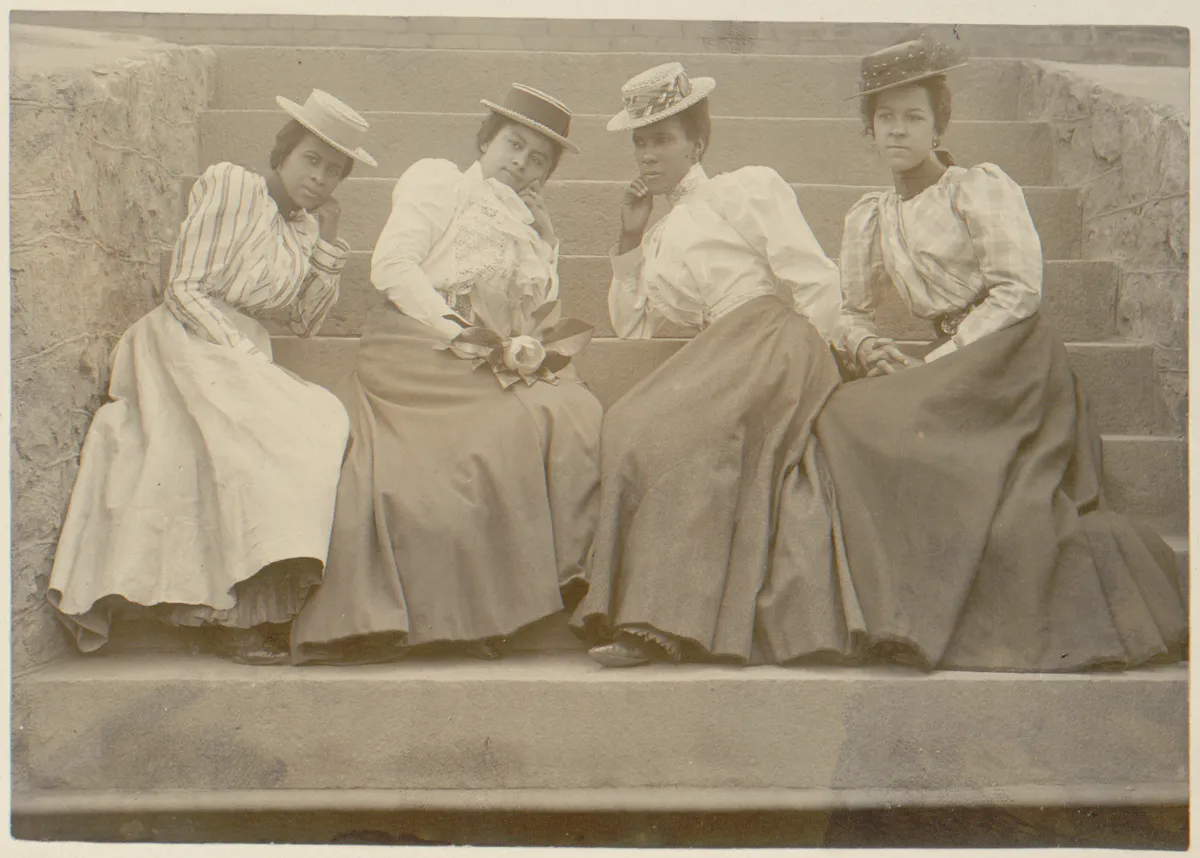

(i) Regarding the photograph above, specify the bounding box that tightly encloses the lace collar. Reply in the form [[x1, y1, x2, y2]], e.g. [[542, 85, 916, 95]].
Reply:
[[666, 162, 709, 207], [468, 160, 535, 226]]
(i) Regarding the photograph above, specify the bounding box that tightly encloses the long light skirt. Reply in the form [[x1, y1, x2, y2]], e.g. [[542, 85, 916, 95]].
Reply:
[[47, 304, 350, 652]]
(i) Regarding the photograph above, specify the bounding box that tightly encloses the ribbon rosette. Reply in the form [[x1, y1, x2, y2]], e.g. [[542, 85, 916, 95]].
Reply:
[[437, 300, 594, 389]]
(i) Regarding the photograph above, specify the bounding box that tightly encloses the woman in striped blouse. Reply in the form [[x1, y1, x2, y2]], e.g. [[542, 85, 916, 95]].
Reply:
[[796, 36, 1185, 671], [47, 90, 376, 664]]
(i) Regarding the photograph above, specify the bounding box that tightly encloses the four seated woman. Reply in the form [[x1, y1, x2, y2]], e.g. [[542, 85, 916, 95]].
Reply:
[[47, 48, 1186, 673]]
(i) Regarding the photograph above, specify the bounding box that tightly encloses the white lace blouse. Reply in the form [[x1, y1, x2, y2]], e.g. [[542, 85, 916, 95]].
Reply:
[[834, 162, 1044, 363], [371, 159, 560, 339], [608, 164, 842, 342]]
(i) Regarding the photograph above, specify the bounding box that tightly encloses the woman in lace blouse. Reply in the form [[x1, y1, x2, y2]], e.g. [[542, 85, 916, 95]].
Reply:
[[292, 85, 601, 664], [48, 90, 375, 664], [805, 36, 1185, 671], [570, 63, 845, 668]]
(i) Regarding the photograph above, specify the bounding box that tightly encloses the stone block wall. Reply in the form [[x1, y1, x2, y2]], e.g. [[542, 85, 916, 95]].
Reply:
[[1017, 61, 1189, 436], [9, 26, 216, 675], [6, 14, 1191, 65]]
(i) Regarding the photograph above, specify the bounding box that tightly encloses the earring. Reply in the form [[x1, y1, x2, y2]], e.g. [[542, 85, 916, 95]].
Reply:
[[932, 134, 942, 148]]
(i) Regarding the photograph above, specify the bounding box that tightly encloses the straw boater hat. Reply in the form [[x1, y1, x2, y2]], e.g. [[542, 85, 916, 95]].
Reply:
[[847, 34, 968, 100], [276, 89, 378, 167], [606, 62, 716, 132], [480, 84, 580, 154]]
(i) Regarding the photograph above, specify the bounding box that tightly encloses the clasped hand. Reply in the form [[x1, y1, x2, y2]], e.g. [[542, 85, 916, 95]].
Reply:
[[856, 336, 924, 377]]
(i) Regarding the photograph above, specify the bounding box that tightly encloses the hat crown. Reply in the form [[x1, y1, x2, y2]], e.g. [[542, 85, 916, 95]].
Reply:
[[619, 62, 695, 122], [488, 82, 574, 144], [858, 34, 966, 94], [307, 89, 369, 132], [276, 88, 376, 166]]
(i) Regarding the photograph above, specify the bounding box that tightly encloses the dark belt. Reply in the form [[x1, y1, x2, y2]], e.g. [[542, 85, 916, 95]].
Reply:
[[931, 294, 988, 340]]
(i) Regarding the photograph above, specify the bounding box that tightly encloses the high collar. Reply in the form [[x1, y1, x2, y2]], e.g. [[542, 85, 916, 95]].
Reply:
[[468, 160, 535, 225], [665, 162, 709, 206], [893, 150, 955, 201]]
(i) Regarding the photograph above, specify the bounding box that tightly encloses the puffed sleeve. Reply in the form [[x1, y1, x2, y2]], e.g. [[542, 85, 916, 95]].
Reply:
[[371, 158, 464, 339], [162, 163, 266, 357], [833, 191, 888, 362], [932, 163, 1043, 359], [709, 167, 842, 341], [289, 235, 351, 337], [608, 238, 665, 340]]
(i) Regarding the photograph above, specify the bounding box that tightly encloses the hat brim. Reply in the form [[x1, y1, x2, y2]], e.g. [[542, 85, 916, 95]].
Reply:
[[606, 77, 717, 132], [844, 63, 969, 100], [276, 96, 379, 167], [480, 100, 581, 154]]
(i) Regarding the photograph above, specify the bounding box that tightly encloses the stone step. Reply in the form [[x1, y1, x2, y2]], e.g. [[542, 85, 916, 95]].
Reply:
[[208, 253, 1115, 343], [209, 47, 1025, 121], [201, 111, 1053, 187], [178, 177, 1086, 261], [271, 335, 1168, 439], [12, 654, 1187, 809]]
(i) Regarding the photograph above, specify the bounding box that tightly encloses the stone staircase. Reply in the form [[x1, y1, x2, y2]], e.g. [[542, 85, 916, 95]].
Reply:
[[13, 40, 1188, 831]]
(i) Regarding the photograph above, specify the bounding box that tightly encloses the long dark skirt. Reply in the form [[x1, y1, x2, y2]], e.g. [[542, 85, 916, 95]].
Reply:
[[809, 313, 1185, 671], [291, 304, 602, 664], [569, 295, 846, 663]]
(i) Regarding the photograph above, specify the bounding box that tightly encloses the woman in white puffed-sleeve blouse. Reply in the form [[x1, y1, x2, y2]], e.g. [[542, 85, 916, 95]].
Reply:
[[570, 63, 846, 668], [48, 90, 376, 664], [292, 85, 602, 665]]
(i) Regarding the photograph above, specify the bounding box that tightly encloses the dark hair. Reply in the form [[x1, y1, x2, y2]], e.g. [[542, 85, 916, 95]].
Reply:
[[861, 75, 953, 139], [476, 114, 564, 178], [676, 98, 712, 160], [269, 119, 355, 179]]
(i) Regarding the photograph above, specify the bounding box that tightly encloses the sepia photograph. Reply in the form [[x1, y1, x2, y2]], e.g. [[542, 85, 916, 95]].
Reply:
[[6, 1, 1192, 850]]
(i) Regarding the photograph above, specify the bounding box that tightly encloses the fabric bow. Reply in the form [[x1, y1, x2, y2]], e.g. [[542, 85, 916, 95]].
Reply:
[[436, 299, 594, 389]]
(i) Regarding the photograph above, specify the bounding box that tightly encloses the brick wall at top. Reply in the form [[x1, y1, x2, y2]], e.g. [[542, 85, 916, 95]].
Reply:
[[8, 13, 1191, 66]]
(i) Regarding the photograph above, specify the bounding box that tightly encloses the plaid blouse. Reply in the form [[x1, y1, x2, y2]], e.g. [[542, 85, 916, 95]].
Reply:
[[833, 162, 1044, 362], [163, 162, 349, 358]]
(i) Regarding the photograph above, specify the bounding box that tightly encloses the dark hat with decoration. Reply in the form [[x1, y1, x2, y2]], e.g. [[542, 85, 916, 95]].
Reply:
[[847, 33, 967, 100]]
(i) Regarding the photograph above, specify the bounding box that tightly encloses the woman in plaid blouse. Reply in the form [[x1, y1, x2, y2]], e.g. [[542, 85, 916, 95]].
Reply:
[[47, 91, 375, 664], [803, 36, 1185, 671]]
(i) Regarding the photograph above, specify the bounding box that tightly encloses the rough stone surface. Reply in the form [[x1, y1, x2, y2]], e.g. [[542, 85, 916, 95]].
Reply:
[[1017, 60, 1189, 435], [9, 25, 216, 675]]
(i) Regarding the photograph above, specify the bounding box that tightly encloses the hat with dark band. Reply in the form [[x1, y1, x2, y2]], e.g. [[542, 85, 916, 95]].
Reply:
[[276, 89, 377, 167], [481, 84, 580, 154], [847, 34, 967, 100], [607, 62, 716, 132]]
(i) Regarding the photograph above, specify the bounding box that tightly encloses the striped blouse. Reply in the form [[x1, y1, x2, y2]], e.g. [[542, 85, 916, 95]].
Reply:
[[163, 161, 350, 358]]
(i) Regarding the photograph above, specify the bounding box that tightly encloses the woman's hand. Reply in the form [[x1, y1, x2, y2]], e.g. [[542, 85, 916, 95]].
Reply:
[[519, 182, 555, 245], [856, 336, 923, 377], [313, 196, 342, 243], [618, 177, 653, 253]]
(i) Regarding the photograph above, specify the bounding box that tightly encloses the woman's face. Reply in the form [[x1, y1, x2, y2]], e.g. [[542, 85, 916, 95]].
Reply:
[[631, 115, 702, 196], [275, 132, 349, 210], [479, 121, 557, 192], [872, 83, 938, 174]]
